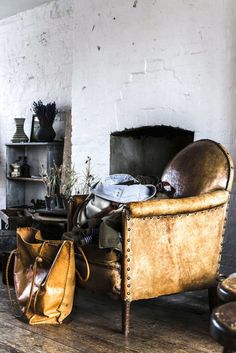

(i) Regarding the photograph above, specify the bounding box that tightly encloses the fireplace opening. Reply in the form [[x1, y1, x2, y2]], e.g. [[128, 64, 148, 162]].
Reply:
[[110, 125, 194, 178]]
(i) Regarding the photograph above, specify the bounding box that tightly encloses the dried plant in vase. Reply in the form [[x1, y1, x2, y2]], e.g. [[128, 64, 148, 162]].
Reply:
[[77, 156, 96, 195], [60, 164, 78, 206], [32, 100, 57, 142], [40, 163, 62, 210]]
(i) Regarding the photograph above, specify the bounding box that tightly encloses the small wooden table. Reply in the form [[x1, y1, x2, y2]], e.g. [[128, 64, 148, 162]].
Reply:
[[30, 209, 68, 239], [31, 209, 67, 224]]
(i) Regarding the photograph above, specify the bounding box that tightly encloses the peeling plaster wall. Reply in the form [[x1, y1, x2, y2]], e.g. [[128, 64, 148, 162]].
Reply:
[[0, 0, 73, 208], [72, 0, 236, 174], [72, 0, 236, 273]]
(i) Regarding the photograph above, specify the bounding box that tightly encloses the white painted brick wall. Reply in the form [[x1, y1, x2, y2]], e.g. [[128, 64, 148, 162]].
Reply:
[[0, 0, 73, 208], [72, 0, 236, 176], [71, 0, 236, 272]]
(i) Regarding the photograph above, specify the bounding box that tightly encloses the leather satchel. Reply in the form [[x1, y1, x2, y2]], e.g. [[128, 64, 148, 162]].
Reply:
[[6, 227, 76, 325]]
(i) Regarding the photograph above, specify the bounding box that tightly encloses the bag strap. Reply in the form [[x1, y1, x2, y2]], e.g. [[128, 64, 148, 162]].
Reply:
[[73, 196, 92, 228], [6, 245, 45, 318], [75, 244, 90, 282], [5, 249, 22, 317]]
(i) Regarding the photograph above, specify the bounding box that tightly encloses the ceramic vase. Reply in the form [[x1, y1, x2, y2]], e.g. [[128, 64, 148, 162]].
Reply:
[[36, 117, 56, 142], [45, 196, 57, 210], [11, 118, 29, 143]]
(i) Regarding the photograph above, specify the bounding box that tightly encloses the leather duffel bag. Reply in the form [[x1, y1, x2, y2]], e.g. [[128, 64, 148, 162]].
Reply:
[[6, 227, 76, 325]]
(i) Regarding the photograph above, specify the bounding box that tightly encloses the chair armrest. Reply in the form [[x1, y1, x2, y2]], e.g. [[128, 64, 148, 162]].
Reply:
[[127, 189, 229, 218]]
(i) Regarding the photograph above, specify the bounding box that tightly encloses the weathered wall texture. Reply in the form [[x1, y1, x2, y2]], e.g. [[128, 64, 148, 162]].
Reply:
[[71, 0, 236, 273], [72, 0, 236, 175], [0, 0, 73, 208]]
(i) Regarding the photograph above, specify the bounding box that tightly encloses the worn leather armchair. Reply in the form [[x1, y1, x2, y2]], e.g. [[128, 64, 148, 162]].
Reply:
[[68, 139, 234, 335]]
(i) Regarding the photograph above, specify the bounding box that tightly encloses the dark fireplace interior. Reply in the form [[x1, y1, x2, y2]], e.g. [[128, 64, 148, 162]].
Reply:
[[110, 125, 194, 178]]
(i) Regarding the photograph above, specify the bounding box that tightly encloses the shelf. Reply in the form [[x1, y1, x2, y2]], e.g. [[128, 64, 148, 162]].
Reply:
[[6, 141, 63, 146], [7, 177, 43, 182], [5, 142, 64, 208]]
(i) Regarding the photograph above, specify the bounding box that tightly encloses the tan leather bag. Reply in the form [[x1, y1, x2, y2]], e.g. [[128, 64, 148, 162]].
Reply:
[[6, 227, 76, 325]]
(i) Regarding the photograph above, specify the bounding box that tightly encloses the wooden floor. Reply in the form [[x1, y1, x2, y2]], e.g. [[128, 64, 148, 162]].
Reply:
[[0, 282, 221, 353]]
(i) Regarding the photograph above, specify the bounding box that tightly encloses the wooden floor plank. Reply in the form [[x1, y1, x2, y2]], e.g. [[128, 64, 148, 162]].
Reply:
[[0, 283, 221, 353]]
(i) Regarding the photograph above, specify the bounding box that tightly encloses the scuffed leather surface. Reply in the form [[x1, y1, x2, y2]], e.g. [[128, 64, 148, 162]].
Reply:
[[76, 255, 121, 298], [14, 227, 75, 324], [81, 244, 119, 263], [123, 205, 227, 301], [128, 190, 229, 218], [162, 140, 234, 197]]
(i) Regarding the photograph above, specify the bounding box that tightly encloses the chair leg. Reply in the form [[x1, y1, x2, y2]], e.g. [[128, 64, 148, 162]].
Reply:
[[208, 286, 219, 313], [223, 348, 233, 353], [122, 300, 131, 336]]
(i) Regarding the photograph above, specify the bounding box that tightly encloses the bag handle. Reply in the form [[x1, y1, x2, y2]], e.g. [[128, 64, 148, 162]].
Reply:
[[75, 244, 90, 282], [6, 245, 45, 318], [5, 249, 22, 317]]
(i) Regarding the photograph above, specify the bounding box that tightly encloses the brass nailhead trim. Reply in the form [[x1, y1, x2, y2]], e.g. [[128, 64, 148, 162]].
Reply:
[[142, 207, 220, 220], [126, 210, 131, 300], [217, 201, 229, 275]]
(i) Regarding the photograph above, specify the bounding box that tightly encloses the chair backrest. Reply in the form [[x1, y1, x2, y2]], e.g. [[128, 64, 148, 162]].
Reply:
[[161, 139, 234, 198]]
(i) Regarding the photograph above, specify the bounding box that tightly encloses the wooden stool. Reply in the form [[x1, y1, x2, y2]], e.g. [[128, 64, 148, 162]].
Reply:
[[210, 274, 236, 352], [211, 302, 236, 353], [218, 274, 236, 303]]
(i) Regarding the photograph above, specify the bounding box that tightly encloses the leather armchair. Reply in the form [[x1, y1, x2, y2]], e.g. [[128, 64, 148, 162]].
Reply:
[[68, 139, 234, 336]]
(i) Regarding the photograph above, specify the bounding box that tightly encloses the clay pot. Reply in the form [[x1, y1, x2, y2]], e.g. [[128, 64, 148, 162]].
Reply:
[[36, 117, 56, 142]]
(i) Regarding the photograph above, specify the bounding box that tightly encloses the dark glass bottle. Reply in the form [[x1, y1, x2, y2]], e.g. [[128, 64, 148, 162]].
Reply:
[[21, 156, 30, 178]]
